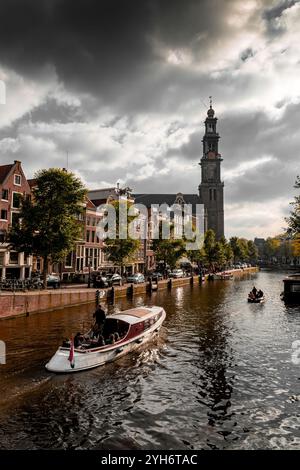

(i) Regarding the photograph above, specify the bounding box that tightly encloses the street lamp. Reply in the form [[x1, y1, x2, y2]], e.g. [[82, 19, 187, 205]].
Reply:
[[87, 256, 93, 288]]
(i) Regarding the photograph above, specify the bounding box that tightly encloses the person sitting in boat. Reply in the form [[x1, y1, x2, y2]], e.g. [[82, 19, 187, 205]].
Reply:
[[93, 334, 105, 346], [74, 332, 83, 348], [93, 304, 106, 331], [251, 286, 257, 297], [106, 333, 115, 345], [114, 332, 120, 342], [257, 289, 264, 298]]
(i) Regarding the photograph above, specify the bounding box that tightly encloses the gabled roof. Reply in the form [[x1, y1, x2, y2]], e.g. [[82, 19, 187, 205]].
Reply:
[[134, 193, 200, 208], [88, 188, 116, 200], [85, 196, 96, 209], [0, 164, 14, 184]]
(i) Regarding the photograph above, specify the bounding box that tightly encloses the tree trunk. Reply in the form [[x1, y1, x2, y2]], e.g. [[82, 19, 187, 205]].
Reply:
[[43, 256, 48, 289]]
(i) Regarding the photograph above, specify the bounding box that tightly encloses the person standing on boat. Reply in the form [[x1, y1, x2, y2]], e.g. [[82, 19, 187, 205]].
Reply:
[[251, 286, 257, 297], [93, 304, 106, 332]]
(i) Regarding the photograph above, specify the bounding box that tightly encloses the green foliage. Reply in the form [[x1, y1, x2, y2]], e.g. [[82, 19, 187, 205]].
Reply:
[[247, 240, 258, 261], [103, 200, 140, 273], [9, 168, 87, 284], [229, 236, 247, 263], [152, 238, 186, 270], [286, 175, 300, 236]]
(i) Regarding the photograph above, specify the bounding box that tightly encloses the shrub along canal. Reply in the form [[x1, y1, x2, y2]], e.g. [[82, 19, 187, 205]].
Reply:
[[0, 270, 299, 450]]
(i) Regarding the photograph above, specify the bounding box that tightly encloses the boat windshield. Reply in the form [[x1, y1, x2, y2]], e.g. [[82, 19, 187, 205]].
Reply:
[[63, 318, 130, 350]]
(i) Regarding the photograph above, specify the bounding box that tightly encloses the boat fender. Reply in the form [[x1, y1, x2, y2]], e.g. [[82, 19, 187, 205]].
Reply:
[[136, 338, 143, 344], [116, 347, 124, 354]]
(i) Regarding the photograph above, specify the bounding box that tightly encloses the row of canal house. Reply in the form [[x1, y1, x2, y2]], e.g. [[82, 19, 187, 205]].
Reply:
[[0, 161, 199, 281], [0, 161, 152, 280]]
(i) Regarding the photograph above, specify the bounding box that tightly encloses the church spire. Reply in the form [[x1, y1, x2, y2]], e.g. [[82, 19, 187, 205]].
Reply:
[[198, 101, 224, 239]]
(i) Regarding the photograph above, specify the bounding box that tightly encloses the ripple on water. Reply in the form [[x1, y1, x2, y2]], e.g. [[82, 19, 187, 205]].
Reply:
[[0, 271, 300, 449]]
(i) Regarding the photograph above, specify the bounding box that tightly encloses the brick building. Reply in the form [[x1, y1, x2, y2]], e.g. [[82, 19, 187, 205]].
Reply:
[[0, 161, 33, 279]]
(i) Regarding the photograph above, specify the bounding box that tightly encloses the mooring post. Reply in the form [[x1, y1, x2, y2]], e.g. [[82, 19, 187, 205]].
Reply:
[[95, 289, 100, 306]]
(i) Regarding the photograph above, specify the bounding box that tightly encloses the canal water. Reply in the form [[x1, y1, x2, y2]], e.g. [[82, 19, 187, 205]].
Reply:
[[0, 270, 299, 450]]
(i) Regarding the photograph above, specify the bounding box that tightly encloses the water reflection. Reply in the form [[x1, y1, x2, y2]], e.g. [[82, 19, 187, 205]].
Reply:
[[0, 271, 300, 449]]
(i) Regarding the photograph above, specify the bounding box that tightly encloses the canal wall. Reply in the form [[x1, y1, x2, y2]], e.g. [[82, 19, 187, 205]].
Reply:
[[0, 267, 258, 320]]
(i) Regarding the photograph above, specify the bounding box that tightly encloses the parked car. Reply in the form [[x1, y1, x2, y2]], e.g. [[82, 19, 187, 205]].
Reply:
[[127, 273, 145, 284], [47, 274, 61, 289], [170, 269, 184, 278], [106, 273, 123, 286], [149, 272, 163, 281], [93, 274, 109, 288]]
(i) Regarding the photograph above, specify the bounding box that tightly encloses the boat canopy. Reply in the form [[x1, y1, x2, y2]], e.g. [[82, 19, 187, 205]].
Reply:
[[109, 306, 162, 325]]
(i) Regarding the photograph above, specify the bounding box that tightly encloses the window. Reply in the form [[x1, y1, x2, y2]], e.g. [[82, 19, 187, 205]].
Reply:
[[14, 174, 21, 186], [1, 189, 8, 200], [91, 230, 95, 243], [12, 192, 22, 208], [0, 230, 7, 243], [0, 252, 4, 265], [0, 209, 7, 220], [11, 212, 21, 226], [65, 252, 73, 268], [214, 189, 217, 201], [291, 284, 300, 292], [9, 252, 19, 265], [86, 230, 90, 242]]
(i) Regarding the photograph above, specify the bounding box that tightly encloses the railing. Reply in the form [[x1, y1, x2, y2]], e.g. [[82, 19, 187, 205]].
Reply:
[[0, 278, 43, 292]]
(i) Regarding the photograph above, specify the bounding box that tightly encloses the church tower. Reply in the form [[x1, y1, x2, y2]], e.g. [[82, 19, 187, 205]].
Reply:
[[198, 99, 224, 239]]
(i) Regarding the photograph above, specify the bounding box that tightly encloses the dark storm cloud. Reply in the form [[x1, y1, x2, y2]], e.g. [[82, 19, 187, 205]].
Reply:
[[263, 0, 299, 36], [0, 0, 247, 108], [167, 101, 300, 205]]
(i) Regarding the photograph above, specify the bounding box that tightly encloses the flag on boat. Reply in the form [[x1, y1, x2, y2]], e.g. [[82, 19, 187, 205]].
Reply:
[[68, 337, 75, 369]]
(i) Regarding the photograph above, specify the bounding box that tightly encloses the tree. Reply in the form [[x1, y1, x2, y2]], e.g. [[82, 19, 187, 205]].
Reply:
[[265, 237, 281, 259], [286, 176, 300, 236], [152, 238, 186, 272], [247, 240, 258, 262], [238, 238, 249, 261], [213, 241, 226, 268], [291, 235, 300, 257], [186, 245, 206, 270], [9, 168, 87, 286], [151, 220, 186, 272], [229, 237, 241, 264], [220, 236, 234, 266], [103, 199, 140, 277], [203, 229, 216, 267]]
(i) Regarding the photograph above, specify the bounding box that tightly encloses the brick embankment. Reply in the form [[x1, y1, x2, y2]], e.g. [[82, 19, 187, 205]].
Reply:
[[0, 288, 99, 320], [0, 267, 258, 320]]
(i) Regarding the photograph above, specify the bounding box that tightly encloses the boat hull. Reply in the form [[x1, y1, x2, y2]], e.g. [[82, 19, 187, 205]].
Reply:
[[248, 297, 265, 303], [46, 307, 166, 373]]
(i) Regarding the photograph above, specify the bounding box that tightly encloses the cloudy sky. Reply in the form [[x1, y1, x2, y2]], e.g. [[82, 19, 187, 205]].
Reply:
[[0, 0, 299, 238]]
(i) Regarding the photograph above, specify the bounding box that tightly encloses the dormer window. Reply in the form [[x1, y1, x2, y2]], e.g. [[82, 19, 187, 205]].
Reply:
[[14, 174, 21, 186]]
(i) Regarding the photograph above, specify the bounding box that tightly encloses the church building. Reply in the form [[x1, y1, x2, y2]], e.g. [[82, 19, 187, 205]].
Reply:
[[134, 100, 225, 240], [199, 100, 224, 239]]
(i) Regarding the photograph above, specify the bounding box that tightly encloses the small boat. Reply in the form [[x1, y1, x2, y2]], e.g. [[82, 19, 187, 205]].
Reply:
[[213, 272, 233, 280], [248, 295, 265, 303], [281, 274, 300, 304], [46, 306, 166, 373]]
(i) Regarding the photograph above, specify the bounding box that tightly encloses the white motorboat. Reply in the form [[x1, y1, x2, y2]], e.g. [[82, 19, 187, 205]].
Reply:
[[213, 272, 234, 280], [45, 306, 166, 373]]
